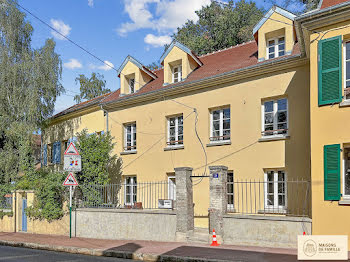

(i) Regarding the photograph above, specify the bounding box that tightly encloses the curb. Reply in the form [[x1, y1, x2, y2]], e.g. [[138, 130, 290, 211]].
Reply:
[[0, 240, 229, 262]]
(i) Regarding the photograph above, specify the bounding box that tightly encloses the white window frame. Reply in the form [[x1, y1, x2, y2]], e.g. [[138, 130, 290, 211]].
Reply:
[[266, 36, 285, 60], [124, 123, 136, 151], [342, 147, 350, 199], [167, 115, 183, 146], [168, 176, 176, 200], [227, 172, 234, 210], [129, 78, 135, 94], [210, 107, 230, 142], [261, 98, 288, 137], [172, 65, 182, 83], [264, 170, 287, 210], [124, 176, 137, 206], [343, 41, 350, 100]]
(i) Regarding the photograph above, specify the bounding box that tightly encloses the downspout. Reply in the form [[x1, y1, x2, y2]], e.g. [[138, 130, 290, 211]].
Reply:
[[100, 105, 108, 133]]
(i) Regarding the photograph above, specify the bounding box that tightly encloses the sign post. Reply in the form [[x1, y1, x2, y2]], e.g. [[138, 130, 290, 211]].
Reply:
[[63, 142, 81, 239]]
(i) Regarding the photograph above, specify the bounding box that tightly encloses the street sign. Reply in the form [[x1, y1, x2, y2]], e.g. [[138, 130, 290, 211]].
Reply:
[[64, 155, 82, 172], [63, 172, 78, 186], [64, 142, 79, 156]]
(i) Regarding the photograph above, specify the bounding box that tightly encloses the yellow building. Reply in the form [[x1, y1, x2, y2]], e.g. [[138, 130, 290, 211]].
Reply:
[[296, 0, 350, 249], [43, 5, 312, 229]]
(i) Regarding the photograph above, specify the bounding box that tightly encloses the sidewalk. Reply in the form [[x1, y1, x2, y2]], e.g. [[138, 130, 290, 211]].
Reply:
[[0, 232, 301, 262]]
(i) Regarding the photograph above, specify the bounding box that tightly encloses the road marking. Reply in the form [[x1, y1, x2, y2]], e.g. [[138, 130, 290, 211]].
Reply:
[[0, 254, 40, 260]]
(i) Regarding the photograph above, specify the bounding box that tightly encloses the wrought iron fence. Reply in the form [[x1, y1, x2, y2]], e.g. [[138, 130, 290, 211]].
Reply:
[[226, 179, 310, 217], [0, 194, 12, 210], [75, 181, 174, 210]]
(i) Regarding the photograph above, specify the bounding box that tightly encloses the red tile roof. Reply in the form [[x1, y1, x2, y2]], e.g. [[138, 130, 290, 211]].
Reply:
[[320, 0, 350, 9], [102, 41, 301, 104], [53, 92, 113, 119]]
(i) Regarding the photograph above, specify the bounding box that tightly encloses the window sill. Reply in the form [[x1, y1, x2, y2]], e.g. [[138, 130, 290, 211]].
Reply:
[[206, 140, 231, 147], [164, 145, 184, 151], [259, 135, 290, 142], [120, 150, 137, 155], [339, 199, 350, 205], [258, 208, 287, 214], [339, 100, 350, 107]]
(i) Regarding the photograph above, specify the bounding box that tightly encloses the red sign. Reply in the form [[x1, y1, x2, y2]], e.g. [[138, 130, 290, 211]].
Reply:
[[64, 142, 79, 156], [63, 173, 79, 186]]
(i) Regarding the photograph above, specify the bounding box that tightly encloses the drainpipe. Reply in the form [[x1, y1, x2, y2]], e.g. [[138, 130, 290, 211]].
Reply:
[[14, 189, 16, 233], [100, 105, 108, 133]]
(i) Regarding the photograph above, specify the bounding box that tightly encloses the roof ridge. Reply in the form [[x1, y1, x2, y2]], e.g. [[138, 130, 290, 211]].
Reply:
[[198, 41, 255, 58]]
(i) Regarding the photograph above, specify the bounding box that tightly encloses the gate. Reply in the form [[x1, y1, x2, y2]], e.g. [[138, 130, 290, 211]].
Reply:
[[22, 199, 27, 232]]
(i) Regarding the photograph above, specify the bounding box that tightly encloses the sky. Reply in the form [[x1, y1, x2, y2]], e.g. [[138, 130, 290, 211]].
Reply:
[[18, 0, 304, 114]]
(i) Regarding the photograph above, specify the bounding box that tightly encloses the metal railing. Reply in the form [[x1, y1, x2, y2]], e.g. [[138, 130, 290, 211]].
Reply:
[[75, 181, 173, 210], [0, 194, 12, 210], [226, 179, 310, 217]]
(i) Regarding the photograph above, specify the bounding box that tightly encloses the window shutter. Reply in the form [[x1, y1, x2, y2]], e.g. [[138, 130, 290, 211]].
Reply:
[[324, 144, 341, 201], [43, 144, 47, 166], [318, 36, 342, 106], [56, 142, 61, 164], [52, 143, 57, 164]]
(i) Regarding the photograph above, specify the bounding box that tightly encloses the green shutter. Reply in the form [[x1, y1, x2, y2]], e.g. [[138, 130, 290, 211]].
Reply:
[[324, 144, 341, 201], [318, 36, 342, 106]]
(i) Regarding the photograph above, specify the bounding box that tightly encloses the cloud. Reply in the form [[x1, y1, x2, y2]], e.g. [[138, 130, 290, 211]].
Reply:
[[64, 59, 82, 69], [88, 0, 94, 7], [117, 0, 211, 36], [90, 60, 114, 71], [144, 34, 172, 47], [50, 19, 71, 40]]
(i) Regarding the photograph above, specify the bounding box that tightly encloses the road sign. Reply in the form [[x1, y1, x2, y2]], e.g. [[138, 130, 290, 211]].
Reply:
[[63, 172, 78, 186], [64, 142, 79, 156], [64, 155, 81, 172]]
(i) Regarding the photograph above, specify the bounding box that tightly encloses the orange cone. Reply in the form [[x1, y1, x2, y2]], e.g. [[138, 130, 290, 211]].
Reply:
[[210, 229, 220, 246]]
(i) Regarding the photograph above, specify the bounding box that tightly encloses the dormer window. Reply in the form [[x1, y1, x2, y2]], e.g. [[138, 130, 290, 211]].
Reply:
[[172, 65, 182, 83], [129, 78, 135, 94], [267, 37, 285, 59]]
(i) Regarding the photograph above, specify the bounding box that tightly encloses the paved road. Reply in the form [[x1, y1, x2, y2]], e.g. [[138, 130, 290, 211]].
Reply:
[[0, 245, 134, 262]]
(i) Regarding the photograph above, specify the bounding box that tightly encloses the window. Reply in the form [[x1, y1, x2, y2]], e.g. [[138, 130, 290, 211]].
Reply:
[[129, 78, 135, 94], [262, 98, 288, 137], [51, 141, 61, 164], [227, 172, 234, 210], [168, 176, 176, 200], [267, 37, 285, 59], [125, 176, 137, 205], [344, 41, 350, 100], [343, 148, 350, 199], [124, 123, 136, 151], [172, 65, 182, 83], [167, 115, 183, 146], [264, 170, 286, 210], [210, 108, 230, 142]]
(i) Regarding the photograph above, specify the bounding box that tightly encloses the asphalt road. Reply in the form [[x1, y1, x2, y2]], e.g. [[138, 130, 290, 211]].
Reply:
[[0, 245, 134, 262]]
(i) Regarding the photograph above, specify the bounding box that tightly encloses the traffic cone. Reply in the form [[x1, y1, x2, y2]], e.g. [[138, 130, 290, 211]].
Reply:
[[210, 229, 220, 246]]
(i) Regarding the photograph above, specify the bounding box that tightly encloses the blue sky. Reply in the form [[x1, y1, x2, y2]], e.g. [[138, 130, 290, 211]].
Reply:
[[19, 0, 304, 114]]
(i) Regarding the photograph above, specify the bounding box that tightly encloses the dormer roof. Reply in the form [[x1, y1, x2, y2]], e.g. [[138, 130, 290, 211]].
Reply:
[[253, 6, 296, 36], [160, 40, 203, 66], [117, 55, 157, 79]]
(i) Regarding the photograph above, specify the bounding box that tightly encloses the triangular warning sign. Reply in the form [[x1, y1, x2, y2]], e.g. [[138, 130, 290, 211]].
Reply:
[[64, 142, 79, 156], [63, 173, 79, 186]]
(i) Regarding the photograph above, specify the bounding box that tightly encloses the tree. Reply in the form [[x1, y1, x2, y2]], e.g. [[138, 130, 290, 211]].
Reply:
[[0, 0, 63, 187], [147, 62, 161, 71], [172, 0, 264, 56], [74, 73, 110, 104], [266, 0, 320, 12]]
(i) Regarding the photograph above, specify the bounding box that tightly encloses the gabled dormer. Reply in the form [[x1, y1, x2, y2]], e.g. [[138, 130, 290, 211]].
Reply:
[[253, 6, 296, 62], [160, 41, 203, 85], [117, 55, 157, 95]]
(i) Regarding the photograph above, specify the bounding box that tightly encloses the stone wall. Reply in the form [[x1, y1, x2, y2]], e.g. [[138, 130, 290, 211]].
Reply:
[[0, 214, 14, 232], [223, 214, 312, 248], [73, 208, 176, 242]]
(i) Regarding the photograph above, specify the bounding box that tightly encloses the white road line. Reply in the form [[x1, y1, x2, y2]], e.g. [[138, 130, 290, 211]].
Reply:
[[0, 254, 40, 260]]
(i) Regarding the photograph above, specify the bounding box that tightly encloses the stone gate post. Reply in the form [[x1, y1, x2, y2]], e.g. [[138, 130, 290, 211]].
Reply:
[[209, 165, 228, 242], [174, 167, 194, 242]]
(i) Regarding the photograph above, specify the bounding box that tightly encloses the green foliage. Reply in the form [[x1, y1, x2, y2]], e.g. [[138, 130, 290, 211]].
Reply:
[[0, 210, 13, 219], [266, 0, 320, 12], [74, 73, 110, 104], [172, 0, 264, 56], [147, 62, 161, 71], [18, 169, 66, 221], [0, 0, 63, 184], [76, 129, 122, 185]]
